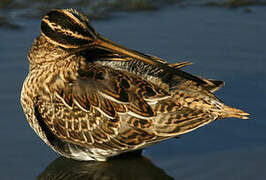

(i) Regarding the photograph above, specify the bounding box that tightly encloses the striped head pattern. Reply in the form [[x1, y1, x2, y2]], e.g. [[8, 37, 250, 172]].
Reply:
[[41, 9, 98, 49]]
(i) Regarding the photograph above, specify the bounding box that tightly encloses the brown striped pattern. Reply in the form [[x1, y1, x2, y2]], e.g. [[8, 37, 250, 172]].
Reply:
[[41, 9, 97, 48]]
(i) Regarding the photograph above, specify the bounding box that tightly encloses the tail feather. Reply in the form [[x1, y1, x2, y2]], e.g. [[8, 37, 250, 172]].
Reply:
[[204, 79, 225, 92], [169, 61, 193, 69], [222, 106, 250, 119]]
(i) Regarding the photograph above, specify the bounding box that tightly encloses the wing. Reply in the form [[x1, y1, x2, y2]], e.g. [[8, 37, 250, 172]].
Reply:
[[36, 63, 171, 151], [136, 54, 225, 92], [85, 48, 224, 93], [36, 50, 223, 152], [145, 55, 225, 92]]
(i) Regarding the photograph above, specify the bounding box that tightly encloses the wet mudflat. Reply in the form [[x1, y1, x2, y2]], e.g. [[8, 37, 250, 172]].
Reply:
[[0, 3, 265, 180]]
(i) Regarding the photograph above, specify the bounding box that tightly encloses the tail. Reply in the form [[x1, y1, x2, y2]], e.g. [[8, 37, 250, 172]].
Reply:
[[221, 106, 250, 119]]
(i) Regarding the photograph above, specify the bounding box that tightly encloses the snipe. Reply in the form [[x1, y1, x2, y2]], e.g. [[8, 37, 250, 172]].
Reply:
[[21, 9, 249, 161]]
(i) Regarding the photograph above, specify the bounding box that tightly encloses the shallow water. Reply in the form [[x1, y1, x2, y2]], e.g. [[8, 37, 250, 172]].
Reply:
[[0, 4, 266, 180]]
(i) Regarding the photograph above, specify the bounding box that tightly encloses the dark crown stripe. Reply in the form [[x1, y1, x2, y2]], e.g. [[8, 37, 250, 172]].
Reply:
[[41, 20, 92, 48], [69, 9, 96, 35], [43, 9, 96, 41]]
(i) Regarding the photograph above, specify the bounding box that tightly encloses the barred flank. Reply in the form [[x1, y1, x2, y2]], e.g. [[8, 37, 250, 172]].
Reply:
[[41, 9, 97, 48]]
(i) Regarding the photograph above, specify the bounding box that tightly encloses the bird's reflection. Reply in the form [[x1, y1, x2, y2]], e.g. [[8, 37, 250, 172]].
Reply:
[[37, 153, 174, 180]]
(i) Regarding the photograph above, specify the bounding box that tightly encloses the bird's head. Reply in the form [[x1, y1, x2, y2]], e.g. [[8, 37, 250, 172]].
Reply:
[[39, 8, 169, 68], [41, 9, 98, 49], [28, 9, 97, 67]]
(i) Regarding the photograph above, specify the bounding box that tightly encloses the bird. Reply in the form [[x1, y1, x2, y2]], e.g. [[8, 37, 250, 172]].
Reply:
[[21, 8, 249, 161]]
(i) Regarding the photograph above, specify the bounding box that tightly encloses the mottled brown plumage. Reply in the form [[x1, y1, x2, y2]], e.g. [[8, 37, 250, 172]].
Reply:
[[21, 9, 249, 161]]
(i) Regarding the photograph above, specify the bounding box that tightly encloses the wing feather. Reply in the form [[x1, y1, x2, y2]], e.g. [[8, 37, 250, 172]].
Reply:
[[35, 50, 223, 153], [65, 64, 169, 119], [36, 63, 170, 150]]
